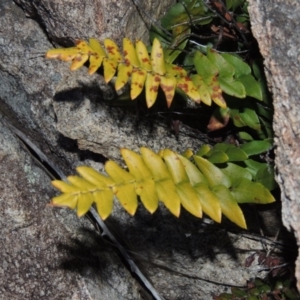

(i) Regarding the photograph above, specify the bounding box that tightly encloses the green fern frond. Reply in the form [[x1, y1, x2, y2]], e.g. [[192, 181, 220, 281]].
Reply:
[[50, 146, 275, 229]]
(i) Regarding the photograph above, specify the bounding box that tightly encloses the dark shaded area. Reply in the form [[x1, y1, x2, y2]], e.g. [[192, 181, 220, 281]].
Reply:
[[55, 204, 298, 300], [54, 80, 109, 106], [53, 83, 217, 148], [57, 208, 240, 279], [57, 134, 108, 164], [56, 228, 112, 278], [55, 226, 156, 299], [14, 0, 76, 48], [106, 207, 240, 261]]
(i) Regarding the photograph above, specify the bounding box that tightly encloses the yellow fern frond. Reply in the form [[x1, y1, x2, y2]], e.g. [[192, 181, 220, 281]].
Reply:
[[46, 38, 205, 108], [50, 147, 276, 229]]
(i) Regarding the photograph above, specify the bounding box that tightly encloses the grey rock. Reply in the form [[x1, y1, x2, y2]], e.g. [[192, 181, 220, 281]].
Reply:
[[52, 70, 206, 162], [248, 0, 300, 290], [0, 122, 141, 300], [13, 0, 175, 45]]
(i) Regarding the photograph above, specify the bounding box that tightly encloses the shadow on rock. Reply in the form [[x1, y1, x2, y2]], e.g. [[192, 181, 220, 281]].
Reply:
[[56, 228, 114, 278]]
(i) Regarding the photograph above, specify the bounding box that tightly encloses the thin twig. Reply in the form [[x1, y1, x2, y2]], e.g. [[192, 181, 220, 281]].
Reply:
[[169, 16, 214, 29], [130, 0, 172, 38], [126, 253, 248, 288], [202, 1, 249, 45], [1, 116, 67, 181], [189, 40, 250, 54], [89, 208, 165, 300]]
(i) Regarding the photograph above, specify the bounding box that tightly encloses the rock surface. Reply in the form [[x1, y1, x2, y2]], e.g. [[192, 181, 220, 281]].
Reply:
[[0, 0, 292, 299], [248, 0, 300, 290], [0, 122, 141, 300], [13, 0, 173, 45]]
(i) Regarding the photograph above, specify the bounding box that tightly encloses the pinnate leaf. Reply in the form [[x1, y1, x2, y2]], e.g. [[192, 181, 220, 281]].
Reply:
[[162, 149, 189, 183], [206, 150, 229, 164], [115, 63, 132, 91], [76, 166, 114, 186], [206, 75, 227, 108], [193, 183, 221, 223], [221, 53, 251, 77], [221, 162, 252, 185], [46, 37, 264, 111], [213, 143, 248, 161], [231, 178, 275, 204], [191, 74, 212, 106], [194, 155, 231, 188], [123, 38, 139, 67], [218, 76, 246, 98], [177, 76, 201, 103], [120, 148, 152, 180], [178, 154, 208, 186], [70, 54, 89, 71], [194, 51, 218, 78], [135, 40, 152, 71], [77, 193, 94, 217], [50, 146, 275, 228], [52, 180, 80, 193], [212, 185, 247, 229], [88, 38, 106, 74], [130, 68, 147, 99], [160, 75, 177, 108], [151, 38, 166, 75], [145, 73, 160, 108], [240, 140, 273, 156], [237, 74, 263, 100], [136, 178, 159, 214], [207, 48, 234, 78], [120, 149, 158, 213], [176, 182, 202, 218], [114, 184, 138, 216], [254, 164, 278, 191], [51, 193, 78, 210], [196, 144, 212, 157], [207, 107, 230, 131], [46, 47, 78, 61]]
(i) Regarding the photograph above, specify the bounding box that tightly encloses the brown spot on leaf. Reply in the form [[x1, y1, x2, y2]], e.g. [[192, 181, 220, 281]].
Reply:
[[106, 46, 115, 54], [177, 83, 188, 92], [161, 84, 173, 92], [150, 86, 158, 92]]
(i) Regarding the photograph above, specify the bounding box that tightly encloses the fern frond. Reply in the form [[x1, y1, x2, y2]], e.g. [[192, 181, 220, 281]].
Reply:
[[46, 37, 261, 109], [50, 146, 275, 229]]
